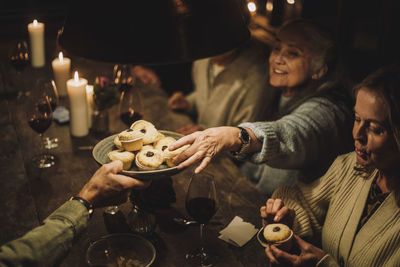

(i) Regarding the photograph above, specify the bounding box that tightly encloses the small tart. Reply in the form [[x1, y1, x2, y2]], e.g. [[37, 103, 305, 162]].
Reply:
[[163, 144, 190, 159], [135, 148, 164, 171], [113, 135, 123, 149], [139, 144, 154, 152], [107, 150, 135, 170], [130, 120, 159, 145], [118, 129, 144, 151], [155, 131, 166, 142], [263, 223, 292, 244], [154, 136, 176, 152], [118, 128, 144, 141]]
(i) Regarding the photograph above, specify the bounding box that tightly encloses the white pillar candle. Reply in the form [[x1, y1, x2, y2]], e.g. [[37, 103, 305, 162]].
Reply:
[[27, 19, 45, 68], [67, 71, 89, 137], [86, 85, 94, 128], [51, 52, 71, 97]]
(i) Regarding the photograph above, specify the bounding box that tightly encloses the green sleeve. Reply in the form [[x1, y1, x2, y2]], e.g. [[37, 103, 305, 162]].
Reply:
[[0, 200, 89, 267]]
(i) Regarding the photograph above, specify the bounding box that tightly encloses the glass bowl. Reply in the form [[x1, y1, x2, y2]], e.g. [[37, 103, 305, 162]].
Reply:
[[86, 233, 156, 267]]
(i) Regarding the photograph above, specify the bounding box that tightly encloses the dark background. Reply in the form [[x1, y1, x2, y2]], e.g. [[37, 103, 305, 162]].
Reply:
[[1, 0, 399, 93]]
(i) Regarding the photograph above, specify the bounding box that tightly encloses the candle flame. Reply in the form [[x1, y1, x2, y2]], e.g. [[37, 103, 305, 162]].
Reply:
[[247, 2, 257, 13], [266, 1, 273, 12], [58, 52, 64, 62], [287, 0, 295, 4], [74, 71, 79, 82], [33, 19, 38, 26]]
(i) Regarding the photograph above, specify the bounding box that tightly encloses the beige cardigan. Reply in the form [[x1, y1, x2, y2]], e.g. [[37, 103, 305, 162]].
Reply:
[[272, 152, 400, 267]]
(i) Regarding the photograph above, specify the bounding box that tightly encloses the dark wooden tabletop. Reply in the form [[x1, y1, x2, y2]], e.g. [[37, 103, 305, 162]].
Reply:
[[0, 32, 269, 267]]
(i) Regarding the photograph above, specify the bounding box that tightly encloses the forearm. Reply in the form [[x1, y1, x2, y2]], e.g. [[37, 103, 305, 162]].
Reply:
[[240, 97, 350, 168], [0, 201, 88, 266]]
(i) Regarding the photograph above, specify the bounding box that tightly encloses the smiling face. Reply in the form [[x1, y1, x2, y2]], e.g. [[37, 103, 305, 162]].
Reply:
[[353, 88, 400, 170], [268, 27, 315, 88]]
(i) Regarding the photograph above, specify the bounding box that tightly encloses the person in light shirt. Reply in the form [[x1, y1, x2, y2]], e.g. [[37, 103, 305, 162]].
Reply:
[[261, 64, 400, 267]]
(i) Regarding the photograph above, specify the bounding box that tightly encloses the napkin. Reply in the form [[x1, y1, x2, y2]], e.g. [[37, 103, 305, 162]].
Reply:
[[53, 106, 70, 124], [218, 216, 258, 247]]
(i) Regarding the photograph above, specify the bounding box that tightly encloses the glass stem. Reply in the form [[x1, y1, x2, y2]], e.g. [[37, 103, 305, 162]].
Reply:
[[199, 223, 206, 255]]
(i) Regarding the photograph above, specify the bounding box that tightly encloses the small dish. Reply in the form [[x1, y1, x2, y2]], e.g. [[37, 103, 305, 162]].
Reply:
[[256, 226, 293, 251], [86, 233, 156, 267], [92, 130, 184, 180]]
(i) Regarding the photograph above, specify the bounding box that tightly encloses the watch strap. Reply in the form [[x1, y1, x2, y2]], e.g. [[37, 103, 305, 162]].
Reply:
[[232, 126, 250, 157], [70, 196, 94, 217]]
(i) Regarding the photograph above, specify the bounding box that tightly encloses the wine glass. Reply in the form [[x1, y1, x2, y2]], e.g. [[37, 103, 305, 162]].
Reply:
[[26, 88, 56, 168], [117, 68, 144, 127], [185, 172, 218, 266], [36, 79, 60, 149], [8, 40, 30, 73]]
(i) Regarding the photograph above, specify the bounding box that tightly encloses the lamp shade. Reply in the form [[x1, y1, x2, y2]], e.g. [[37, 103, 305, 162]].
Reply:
[[59, 0, 250, 64]]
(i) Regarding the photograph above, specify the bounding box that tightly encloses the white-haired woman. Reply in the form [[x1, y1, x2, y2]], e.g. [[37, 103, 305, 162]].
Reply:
[[170, 19, 354, 195]]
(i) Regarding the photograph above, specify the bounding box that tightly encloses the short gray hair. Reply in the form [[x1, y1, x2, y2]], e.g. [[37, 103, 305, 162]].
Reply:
[[279, 19, 336, 73]]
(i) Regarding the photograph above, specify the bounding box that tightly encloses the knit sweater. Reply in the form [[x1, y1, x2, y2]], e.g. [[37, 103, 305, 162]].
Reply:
[[272, 152, 400, 267], [239, 82, 353, 195], [185, 40, 270, 128]]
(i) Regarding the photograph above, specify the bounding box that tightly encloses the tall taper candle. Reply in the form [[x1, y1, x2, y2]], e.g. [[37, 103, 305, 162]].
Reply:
[[52, 52, 71, 97], [67, 71, 89, 137], [27, 19, 45, 68], [86, 85, 94, 128]]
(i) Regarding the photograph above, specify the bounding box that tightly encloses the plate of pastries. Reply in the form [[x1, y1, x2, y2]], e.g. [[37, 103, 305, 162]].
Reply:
[[92, 120, 189, 179]]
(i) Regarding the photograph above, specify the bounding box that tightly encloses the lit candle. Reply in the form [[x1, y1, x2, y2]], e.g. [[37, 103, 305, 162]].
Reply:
[[27, 19, 45, 68], [247, 1, 257, 15], [67, 71, 89, 137], [51, 52, 71, 97], [86, 85, 94, 128]]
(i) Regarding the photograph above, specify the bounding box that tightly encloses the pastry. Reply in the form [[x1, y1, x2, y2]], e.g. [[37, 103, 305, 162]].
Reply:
[[154, 136, 178, 167], [163, 144, 190, 159], [113, 135, 123, 149], [263, 223, 293, 251], [118, 128, 144, 151], [140, 144, 154, 151], [154, 136, 176, 152], [107, 150, 135, 170], [135, 148, 164, 170], [130, 120, 159, 145]]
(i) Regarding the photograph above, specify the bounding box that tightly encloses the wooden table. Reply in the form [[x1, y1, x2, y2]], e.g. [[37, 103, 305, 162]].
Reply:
[[0, 35, 269, 266]]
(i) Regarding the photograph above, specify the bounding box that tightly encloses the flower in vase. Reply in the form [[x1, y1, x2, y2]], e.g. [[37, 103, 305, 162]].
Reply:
[[93, 76, 120, 111]]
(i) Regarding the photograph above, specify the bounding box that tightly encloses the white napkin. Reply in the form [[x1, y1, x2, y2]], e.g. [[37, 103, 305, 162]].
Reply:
[[218, 216, 259, 247]]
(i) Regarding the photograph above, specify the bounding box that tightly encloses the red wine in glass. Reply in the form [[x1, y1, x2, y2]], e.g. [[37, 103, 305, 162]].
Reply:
[[120, 110, 143, 126], [28, 115, 52, 134], [185, 172, 218, 266], [37, 98, 57, 114], [186, 197, 217, 225], [26, 94, 56, 168]]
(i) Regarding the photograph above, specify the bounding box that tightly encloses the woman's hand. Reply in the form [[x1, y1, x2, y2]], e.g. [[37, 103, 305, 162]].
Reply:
[[168, 92, 189, 111], [170, 126, 240, 173], [265, 235, 326, 266], [260, 198, 295, 228], [176, 124, 204, 135], [78, 160, 151, 208]]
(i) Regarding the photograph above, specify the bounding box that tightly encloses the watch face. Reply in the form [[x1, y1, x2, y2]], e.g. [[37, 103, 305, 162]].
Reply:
[[239, 127, 250, 144]]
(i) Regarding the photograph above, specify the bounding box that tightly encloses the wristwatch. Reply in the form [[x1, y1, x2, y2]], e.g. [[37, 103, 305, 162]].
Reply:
[[232, 126, 251, 156], [70, 196, 94, 217]]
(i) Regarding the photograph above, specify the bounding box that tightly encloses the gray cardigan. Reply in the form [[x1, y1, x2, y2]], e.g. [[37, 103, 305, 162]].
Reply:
[[239, 81, 353, 195]]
